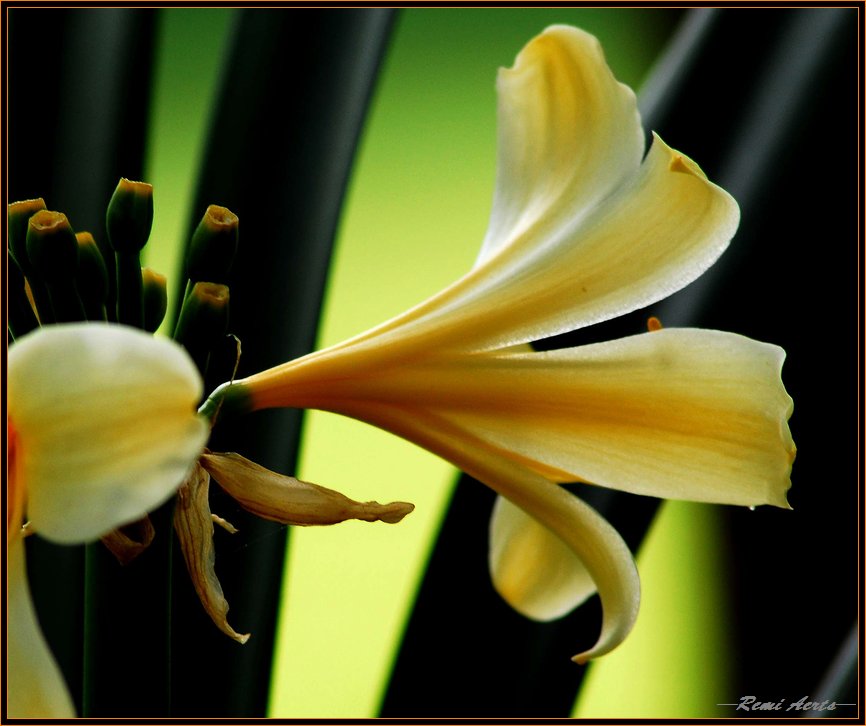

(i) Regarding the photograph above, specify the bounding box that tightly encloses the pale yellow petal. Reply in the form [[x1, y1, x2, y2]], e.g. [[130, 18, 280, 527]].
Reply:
[[236, 134, 739, 408], [327, 402, 640, 662], [401, 135, 740, 353], [7, 535, 76, 717], [476, 25, 643, 265], [298, 328, 793, 508], [233, 30, 736, 397], [200, 451, 414, 526], [174, 462, 250, 644], [8, 323, 209, 543], [489, 495, 596, 620]]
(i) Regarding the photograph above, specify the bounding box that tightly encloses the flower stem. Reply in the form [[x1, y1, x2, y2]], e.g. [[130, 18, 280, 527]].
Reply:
[[115, 250, 145, 328], [82, 498, 175, 716]]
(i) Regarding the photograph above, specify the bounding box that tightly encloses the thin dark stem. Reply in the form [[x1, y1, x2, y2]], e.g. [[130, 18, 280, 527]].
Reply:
[[115, 250, 144, 328], [82, 498, 175, 716]]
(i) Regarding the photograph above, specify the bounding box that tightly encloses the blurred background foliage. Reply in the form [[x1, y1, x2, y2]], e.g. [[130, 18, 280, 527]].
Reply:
[[6, 6, 860, 719]]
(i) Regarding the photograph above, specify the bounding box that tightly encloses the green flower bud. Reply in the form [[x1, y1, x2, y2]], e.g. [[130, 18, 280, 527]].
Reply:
[[25, 211, 86, 322], [75, 232, 109, 320], [26, 211, 79, 281], [106, 178, 153, 253], [8, 198, 47, 271], [186, 205, 239, 286], [142, 267, 169, 333], [173, 282, 231, 375], [8, 198, 53, 323]]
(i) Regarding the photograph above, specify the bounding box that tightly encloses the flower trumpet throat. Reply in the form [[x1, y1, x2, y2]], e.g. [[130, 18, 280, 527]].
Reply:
[[203, 24, 795, 664]]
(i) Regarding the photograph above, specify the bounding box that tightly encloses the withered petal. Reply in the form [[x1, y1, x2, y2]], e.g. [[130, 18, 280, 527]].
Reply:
[[200, 451, 415, 526], [174, 462, 250, 644], [211, 513, 239, 534], [100, 516, 156, 566]]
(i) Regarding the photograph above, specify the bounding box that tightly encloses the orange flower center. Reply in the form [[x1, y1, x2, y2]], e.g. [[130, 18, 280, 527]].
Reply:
[[7, 416, 26, 541]]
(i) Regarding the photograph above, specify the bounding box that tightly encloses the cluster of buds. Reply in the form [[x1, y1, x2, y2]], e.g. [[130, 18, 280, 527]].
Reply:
[[7, 181, 413, 646], [8, 178, 239, 381]]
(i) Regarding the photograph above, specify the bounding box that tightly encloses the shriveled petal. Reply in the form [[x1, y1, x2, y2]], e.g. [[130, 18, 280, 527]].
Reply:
[[476, 25, 643, 265], [100, 516, 156, 566], [7, 323, 209, 543], [328, 402, 640, 662], [316, 328, 794, 508], [490, 495, 597, 620], [174, 462, 250, 644], [7, 536, 76, 717], [200, 451, 415, 526]]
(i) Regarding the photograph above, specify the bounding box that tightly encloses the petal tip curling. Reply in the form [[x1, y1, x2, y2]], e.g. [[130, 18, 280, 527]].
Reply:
[[376, 501, 416, 524]]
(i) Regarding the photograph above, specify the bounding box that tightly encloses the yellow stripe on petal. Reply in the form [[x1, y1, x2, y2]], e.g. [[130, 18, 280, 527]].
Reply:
[[8, 323, 209, 544], [333, 328, 792, 508], [489, 494, 596, 621], [7, 536, 76, 718]]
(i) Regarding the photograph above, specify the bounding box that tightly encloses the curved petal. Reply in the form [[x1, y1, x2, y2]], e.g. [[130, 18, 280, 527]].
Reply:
[[8, 323, 209, 543], [441, 330, 794, 507], [174, 462, 250, 644], [7, 536, 76, 718], [405, 135, 740, 353], [328, 401, 640, 663], [291, 328, 794, 508], [234, 29, 737, 395], [476, 24, 643, 265], [489, 495, 597, 621], [238, 134, 739, 406]]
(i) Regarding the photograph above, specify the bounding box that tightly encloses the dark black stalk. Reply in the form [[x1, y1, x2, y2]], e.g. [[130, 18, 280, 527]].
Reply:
[[169, 8, 396, 716], [114, 250, 144, 327], [82, 498, 175, 716]]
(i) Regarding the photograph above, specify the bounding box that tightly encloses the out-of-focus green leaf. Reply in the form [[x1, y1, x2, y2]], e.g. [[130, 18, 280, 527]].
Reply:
[[167, 9, 395, 716]]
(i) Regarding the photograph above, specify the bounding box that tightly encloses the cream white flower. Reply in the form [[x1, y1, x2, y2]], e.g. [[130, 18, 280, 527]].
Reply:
[[203, 25, 795, 663], [6, 323, 208, 717]]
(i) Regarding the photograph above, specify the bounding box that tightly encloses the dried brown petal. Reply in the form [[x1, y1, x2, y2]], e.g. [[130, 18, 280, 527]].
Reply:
[[100, 516, 155, 566], [174, 462, 250, 644], [200, 451, 415, 526], [211, 513, 238, 534]]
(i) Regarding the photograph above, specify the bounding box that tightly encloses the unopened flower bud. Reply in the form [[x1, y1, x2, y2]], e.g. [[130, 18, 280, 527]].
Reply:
[[186, 205, 239, 286], [75, 232, 109, 321], [173, 282, 231, 374], [26, 211, 86, 323], [142, 268, 168, 333], [107, 179, 152, 327], [106, 178, 153, 254], [8, 199, 52, 322], [8, 198, 47, 272]]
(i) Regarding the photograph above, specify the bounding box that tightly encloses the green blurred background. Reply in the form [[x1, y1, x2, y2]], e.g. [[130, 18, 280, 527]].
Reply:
[[8, 5, 858, 720], [143, 8, 728, 717]]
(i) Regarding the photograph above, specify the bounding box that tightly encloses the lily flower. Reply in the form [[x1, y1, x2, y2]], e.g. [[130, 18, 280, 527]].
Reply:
[[6, 323, 209, 717], [201, 25, 795, 662], [5, 322, 416, 713]]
